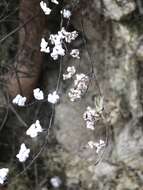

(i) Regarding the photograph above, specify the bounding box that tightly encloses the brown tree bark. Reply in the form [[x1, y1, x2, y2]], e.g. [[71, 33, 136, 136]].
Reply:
[[5, 0, 46, 100]]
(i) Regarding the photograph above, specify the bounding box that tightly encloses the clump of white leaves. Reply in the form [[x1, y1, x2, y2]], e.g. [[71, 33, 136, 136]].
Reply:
[[49, 32, 63, 45], [40, 1, 51, 15], [83, 106, 99, 130], [48, 91, 59, 104], [33, 88, 44, 100], [68, 73, 89, 101], [0, 168, 9, 184], [26, 120, 43, 138], [51, 0, 59, 4], [63, 66, 76, 80], [50, 176, 62, 188], [61, 27, 78, 43], [83, 96, 104, 130], [16, 143, 30, 162], [48, 27, 78, 60], [51, 44, 65, 60], [61, 9, 71, 19], [49, 32, 65, 60], [12, 94, 26, 107], [87, 140, 105, 153], [70, 49, 80, 59], [41, 27, 78, 60], [40, 38, 50, 53]]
